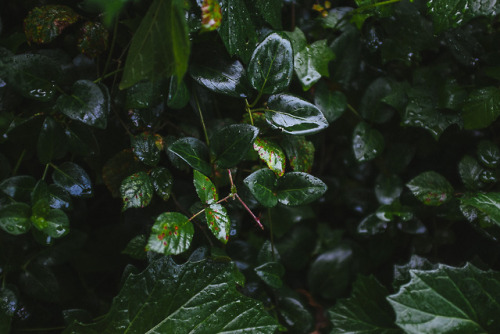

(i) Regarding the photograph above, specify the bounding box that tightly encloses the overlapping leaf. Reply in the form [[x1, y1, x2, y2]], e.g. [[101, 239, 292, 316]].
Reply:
[[407, 171, 454, 206], [167, 137, 211, 176], [210, 124, 259, 168], [120, 171, 154, 210], [147, 212, 193, 255], [253, 137, 286, 176]]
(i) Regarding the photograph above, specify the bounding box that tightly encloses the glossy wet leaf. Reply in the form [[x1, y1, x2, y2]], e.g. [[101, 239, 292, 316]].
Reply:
[[295, 39, 334, 91], [461, 192, 500, 224], [147, 212, 194, 255], [376, 202, 414, 222], [393, 255, 438, 290], [248, 33, 293, 94], [244, 168, 278, 208], [266, 94, 328, 135], [462, 87, 500, 130], [388, 263, 500, 333], [66, 122, 99, 157], [193, 170, 218, 204], [360, 77, 395, 124], [52, 162, 93, 198], [31, 205, 69, 238], [253, 137, 285, 176], [0, 203, 31, 235], [375, 174, 403, 205], [0, 175, 36, 202], [254, 262, 285, 289], [201, 0, 222, 31], [190, 59, 249, 98], [77, 21, 109, 58], [102, 149, 148, 198], [131, 132, 162, 166], [167, 137, 212, 176], [119, 0, 189, 89], [125, 80, 164, 109], [24, 5, 79, 44], [314, 81, 347, 123], [47, 184, 72, 210], [281, 136, 315, 173], [357, 213, 388, 235], [210, 124, 259, 169], [56, 80, 110, 129], [64, 257, 278, 333], [254, 0, 282, 29], [122, 234, 147, 260], [37, 117, 68, 164], [167, 76, 190, 109], [459, 155, 484, 190], [120, 171, 154, 210], [150, 167, 173, 201], [352, 122, 384, 162], [205, 203, 230, 244], [477, 140, 500, 168], [276, 172, 327, 206], [329, 275, 402, 334], [407, 171, 453, 206]]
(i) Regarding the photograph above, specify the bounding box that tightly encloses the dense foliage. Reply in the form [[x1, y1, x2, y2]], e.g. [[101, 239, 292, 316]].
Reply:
[[2, 0, 500, 333]]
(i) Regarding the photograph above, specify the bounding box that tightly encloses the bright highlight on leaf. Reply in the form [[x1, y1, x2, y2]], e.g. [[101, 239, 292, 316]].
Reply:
[[253, 137, 286, 177], [147, 212, 194, 255], [201, 0, 222, 31], [120, 171, 154, 210], [407, 171, 454, 206]]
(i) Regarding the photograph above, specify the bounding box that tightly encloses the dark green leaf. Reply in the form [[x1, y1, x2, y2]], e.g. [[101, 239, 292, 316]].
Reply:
[[276, 172, 327, 206], [462, 87, 500, 130], [375, 174, 403, 205], [31, 206, 69, 238], [393, 255, 438, 290], [458, 155, 484, 190], [66, 122, 99, 157], [295, 39, 335, 90], [329, 275, 402, 334], [0, 175, 36, 202], [147, 212, 194, 255], [406, 171, 454, 206], [253, 137, 286, 176], [167, 137, 212, 176], [167, 75, 190, 109], [248, 33, 293, 94], [388, 263, 500, 333], [150, 167, 173, 201], [281, 136, 315, 173], [266, 94, 328, 135], [119, 0, 190, 89], [254, 0, 282, 29], [461, 192, 500, 224], [122, 234, 147, 260], [52, 162, 93, 198], [120, 171, 154, 210], [477, 140, 500, 168], [0, 203, 31, 235], [56, 80, 110, 129], [314, 81, 347, 123], [64, 257, 278, 333], [84, 0, 134, 26], [376, 202, 413, 222], [329, 25, 362, 86], [131, 132, 162, 166], [23, 5, 79, 44], [276, 224, 315, 270], [125, 80, 164, 109], [254, 262, 285, 288], [102, 149, 148, 198], [352, 122, 384, 162], [0, 288, 17, 334], [244, 168, 278, 208], [190, 59, 249, 98], [211, 124, 259, 169], [360, 77, 395, 124], [357, 214, 388, 235], [205, 203, 230, 244], [37, 117, 68, 164], [276, 290, 314, 333], [20, 263, 60, 302], [193, 170, 218, 204]]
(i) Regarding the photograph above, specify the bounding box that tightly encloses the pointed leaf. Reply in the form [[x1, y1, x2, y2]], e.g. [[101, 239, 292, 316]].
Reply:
[[244, 168, 278, 208], [353, 122, 384, 162], [254, 262, 285, 289], [294, 39, 335, 90], [0, 175, 36, 202], [190, 59, 249, 98], [24, 5, 79, 44], [205, 203, 230, 244], [52, 162, 92, 198], [0, 203, 31, 235], [266, 94, 328, 135], [407, 171, 453, 206], [277, 172, 327, 206], [211, 124, 259, 169], [281, 136, 315, 173], [167, 137, 212, 176], [314, 81, 347, 123], [131, 132, 162, 166], [253, 137, 286, 177], [120, 171, 154, 210], [458, 155, 484, 191], [462, 87, 500, 130], [461, 192, 500, 224], [167, 75, 190, 109], [147, 212, 194, 255], [193, 170, 218, 204], [37, 117, 68, 164], [150, 167, 173, 201]]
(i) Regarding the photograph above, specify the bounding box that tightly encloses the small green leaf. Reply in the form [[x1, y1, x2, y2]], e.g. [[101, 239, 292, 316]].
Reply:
[[352, 122, 384, 162], [462, 87, 500, 130], [277, 172, 327, 206], [281, 136, 315, 173], [248, 33, 293, 95], [37, 117, 69, 164], [477, 140, 500, 168], [407, 171, 454, 206], [266, 94, 328, 135], [122, 234, 147, 260], [33, 208, 69, 238], [52, 162, 93, 198], [190, 59, 249, 98], [167, 137, 212, 176], [254, 262, 285, 289], [150, 167, 173, 201], [0, 203, 31, 235], [459, 155, 484, 190], [55, 80, 110, 129], [23, 5, 79, 44], [193, 170, 218, 204], [131, 132, 162, 166], [205, 203, 230, 244], [210, 124, 259, 169], [120, 172, 154, 210], [375, 174, 403, 205], [167, 76, 190, 109], [147, 212, 194, 255], [461, 192, 500, 224], [244, 168, 278, 208], [376, 202, 414, 222], [125, 80, 165, 109], [314, 81, 347, 123], [294, 39, 335, 91], [253, 137, 286, 177], [0, 175, 36, 202], [357, 214, 388, 235]]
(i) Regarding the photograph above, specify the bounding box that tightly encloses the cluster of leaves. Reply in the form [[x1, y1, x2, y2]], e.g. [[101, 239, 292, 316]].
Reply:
[[2, 0, 500, 333]]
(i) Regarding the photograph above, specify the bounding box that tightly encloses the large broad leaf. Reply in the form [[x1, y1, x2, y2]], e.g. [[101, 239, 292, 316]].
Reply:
[[0, 203, 31, 235], [462, 87, 500, 130], [276, 172, 327, 206], [205, 203, 230, 244], [329, 275, 402, 334], [210, 124, 259, 169], [352, 122, 384, 162], [147, 212, 193, 255], [406, 171, 454, 206], [52, 162, 93, 198], [119, 0, 190, 89], [37, 117, 69, 164], [63, 257, 278, 333], [254, 0, 282, 29], [55, 80, 110, 129], [244, 168, 278, 208], [167, 137, 212, 176], [461, 192, 500, 224], [248, 33, 293, 95], [120, 171, 154, 210], [253, 137, 286, 177], [388, 263, 500, 333], [266, 94, 328, 135], [193, 170, 218, 204], [360, 77, 395, 124], [23, 5, 79, 44]]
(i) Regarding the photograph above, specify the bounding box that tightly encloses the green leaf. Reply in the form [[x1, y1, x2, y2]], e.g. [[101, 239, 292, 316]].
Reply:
[[360, 77, 395, 124], [210, 124, 259, 169], [294, 39, 335, 91], [352, 122, 384, 162], [37, 117, 68, 164], [84, 0, 134, 26], [461, 192, 500, 224], [0, 175, 36, 202], [462, 87, 500, 130], [329, 275, 402, 334], [406, 171, 454, 206], [477, 140, 500, 168], [147, 212, 194, 255], [393, 255, 438, 290], [375, 174, 403, 205], [76, 21, 109, 58], [388, 263, 500, 333], [357, 214, 388, 235], [253, 137, 286, 177], [52, 162, 93, 198], [248, 33, 293, 95], [31, 205, 69, 238], [64, 257, 278, 333], [276, 172, 327, 206], [122, 234, 147, 260], [131, 132, 162, 166], [119, 0, 189, 89], [23, 5, 80, 44], [244, 168, 278, 208], [266, 94, 328, 135], [254, 0, 282, 29], [193, 170, 218, 204], [190, 58, 249, 98], [66, 122, 99, 157], [254, 262, 285, 289], [314, 81, 347, 123], [125, 80, 165, 109], [167, 137, 212, 176], [205, 203, 230, 244], [167, 76, 190, 109], [281, 136, 315, 173], [201, 0, 222, 31], [459, 155, 484, 191], [47, 184, 73, 210], [0, 288, 17, 334], [0, 203, 31, 235], [120, 172, 154, 210], [219, 0, 258, 63], [55, 80, 110, 129], [150, 167, 173, 201], [376, 202, 414, 222]]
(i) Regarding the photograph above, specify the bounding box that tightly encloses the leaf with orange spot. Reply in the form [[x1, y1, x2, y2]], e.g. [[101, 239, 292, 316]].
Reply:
[[24, 5, 80, 44], [193, 170, 218, 205], [147, 212, 193, 255], [201, 0, 222, 31], [282, 136, 315, 173], [120, 171, 154, 211], [253, 137, 286, 177], [205, 203, 230, 244]]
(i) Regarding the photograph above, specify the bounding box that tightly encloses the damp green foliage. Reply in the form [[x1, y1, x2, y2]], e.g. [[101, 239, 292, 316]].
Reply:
[[205, 203, 230, 244], [147, 212, 194, 255], [193, 170, 218, 204], [120, 171, 154, 210], [210, 124, 259, 169], [76, 21, 109, 58], [150, 167, 173, 201], [167, 137, 212, 176], [281, 136, 315, 173], [352, 122, 384, 162], [130, 132, 162, 166], [462, 87, 500, 130], [253, 137, 286, 177], [244, 168, 278, 208], [24, 5, 80, 44], [407, 171, 454, 206], [0, 203, 32, 235], [276, 172, 327, 206], [52, 162, 93, 198]]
